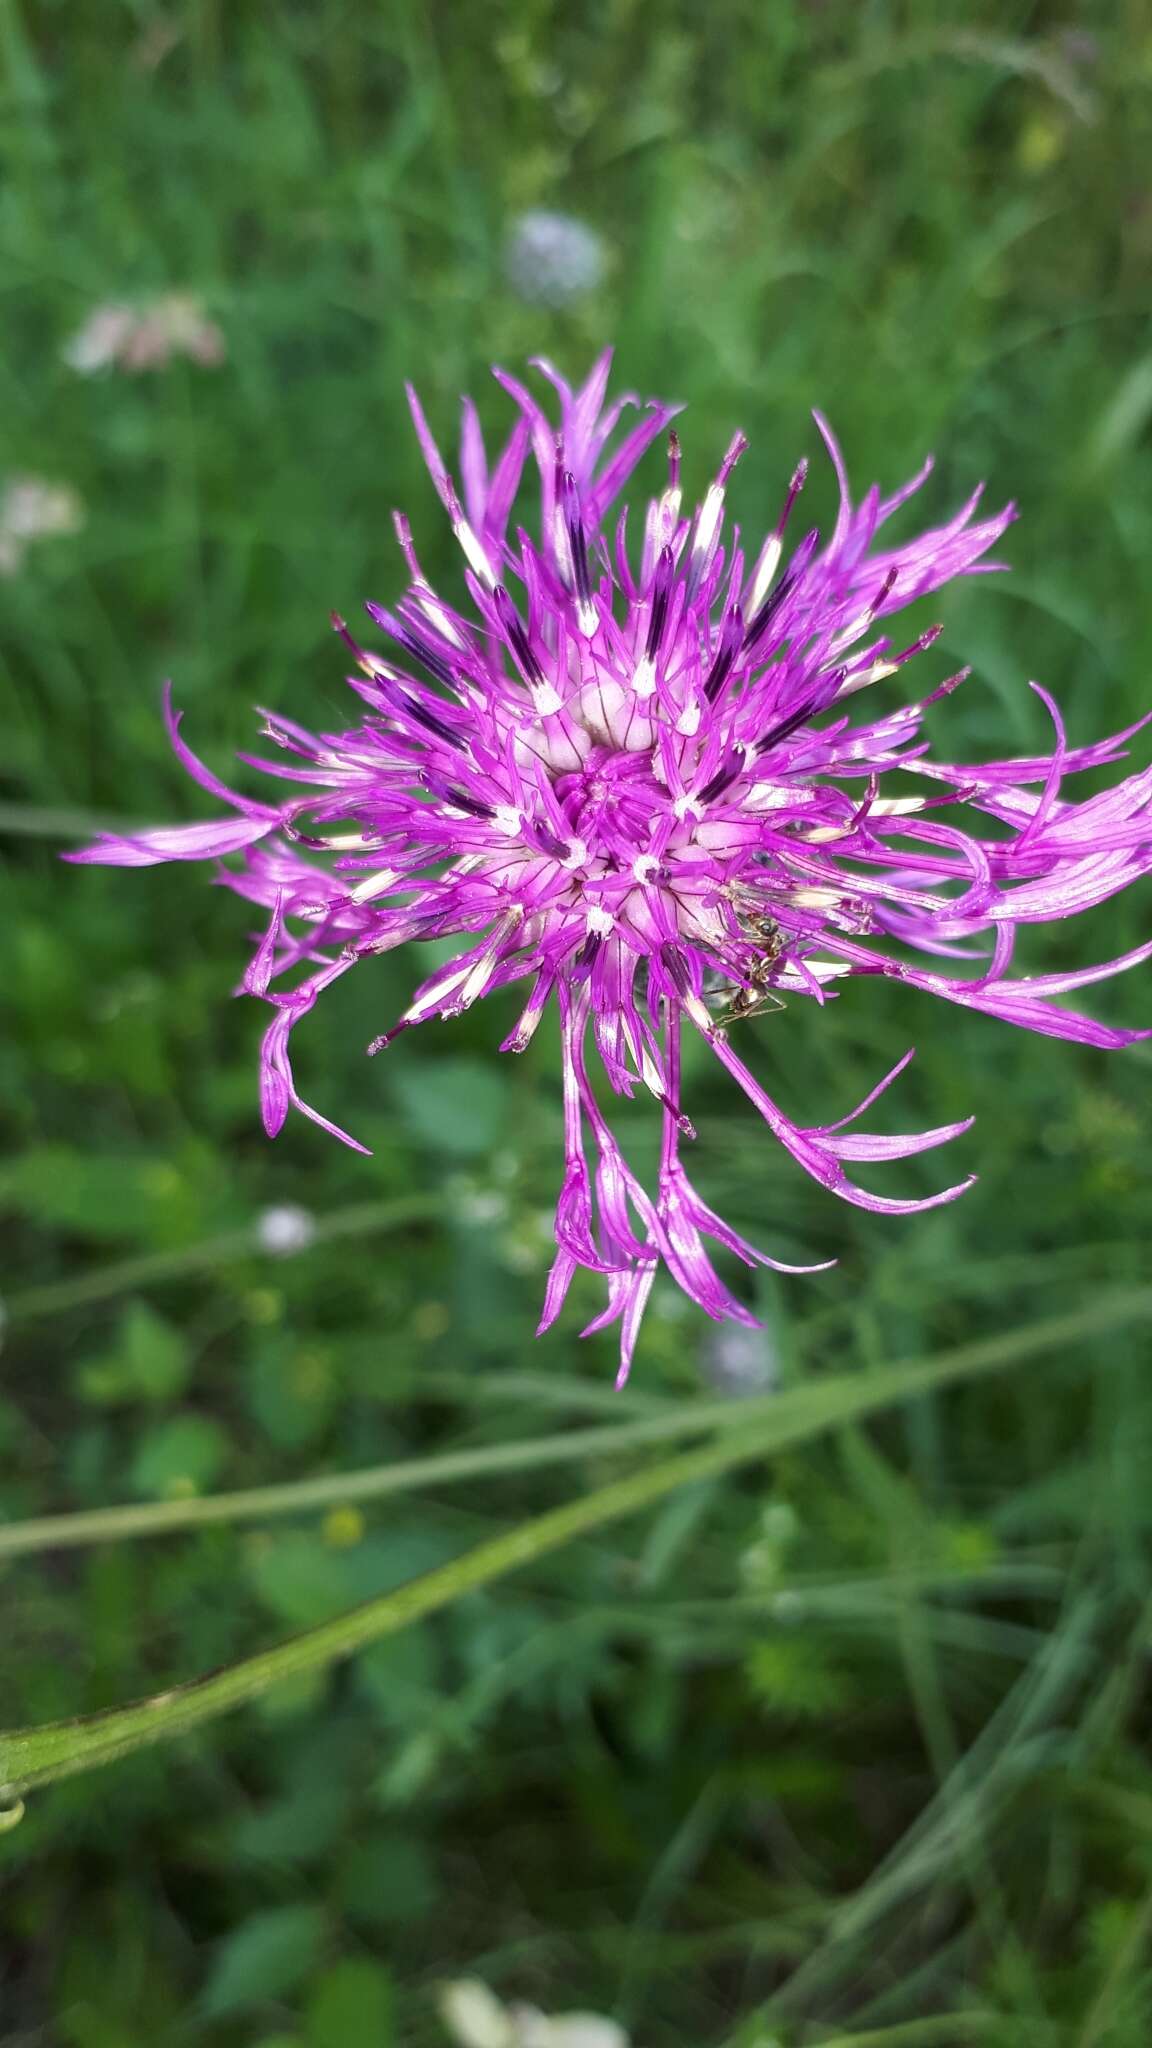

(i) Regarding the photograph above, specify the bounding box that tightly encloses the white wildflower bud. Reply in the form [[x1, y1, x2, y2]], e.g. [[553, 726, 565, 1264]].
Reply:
[[440, 1980, 516, 2048], [504, 212, 607, 306], [256, 1204, 317, 1257]]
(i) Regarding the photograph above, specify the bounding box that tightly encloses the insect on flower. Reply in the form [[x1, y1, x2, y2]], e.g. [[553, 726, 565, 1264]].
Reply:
[[69, 352, 1152, 1381], [706, 886, 788, 1029]]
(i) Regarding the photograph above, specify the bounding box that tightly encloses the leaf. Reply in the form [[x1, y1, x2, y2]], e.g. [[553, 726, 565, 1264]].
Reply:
[[201, 1905, 327, 2017], [357, 1628, 438, 1728], [232, 1782, 350, 1864], [131, 1414, 227, 1499], [76, 1302, 190, 1407], [120, 1301, 190, 1401], [392, 1055, 509, 1157], [336, 1834, 437, 1927], [246, 1337, 335, 1451], [247, 1534, 354, 1628], [0, 1296, 1129, 1797], [305, 1960, 393, 2048]]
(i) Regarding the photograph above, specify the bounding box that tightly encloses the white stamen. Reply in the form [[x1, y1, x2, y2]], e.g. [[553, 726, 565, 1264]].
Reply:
[[745, 781, 808, 810], [632, 854, 659, 883], [576, 596, 600, 640], [454, 517, 496, 591], [676, 700, 701, 736], [553, 507, 575, 587], [746, 535, 782, 618], [684, 990, 715, 1034], [690, 483, 725, 575], [837, 658, 898, 697], [456, 945, 505, 1009], [417, 588, 468, 648], [402, 959, 476, 1021], [831, 605, 881, 652], [776, 958, 850, 985], [786, 886, 844, 908], [407, 912, 523, 1023], [493, 804, 522, 837], [637, 1043, 667, 1099], [586, 904, 614, 937], [633, 655, 657, 698], [349, 867, 400, 902]]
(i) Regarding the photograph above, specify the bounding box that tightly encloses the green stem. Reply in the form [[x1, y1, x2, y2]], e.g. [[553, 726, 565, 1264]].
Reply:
[[4, 1194, 439, 1323], [1, 1290, 1146, 1562], [2, 1289, 1144, 1798], [805, 2017, 1023, 2047]]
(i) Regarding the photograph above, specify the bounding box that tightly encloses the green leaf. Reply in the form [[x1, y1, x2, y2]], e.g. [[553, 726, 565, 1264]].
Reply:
[[232, 1781, 350, 1864], [357, 1628, 438, 1729], [246, 1337, 335, 1450], [119, 1301, 190, 1401], [77, 1301, 191, 1408], [247, 1534, 354, 1628], [306, 1960, 393, 2048], [0, 1295, 1132, 1798], [201, 1905, 327, 2018], [130, 1414, 227, 1499], [337, 1835, 437, 1927], [392, 1055, 509, 1156]]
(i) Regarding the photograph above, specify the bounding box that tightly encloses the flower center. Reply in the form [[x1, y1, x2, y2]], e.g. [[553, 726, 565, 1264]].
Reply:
[[554, 746, 665, 854]]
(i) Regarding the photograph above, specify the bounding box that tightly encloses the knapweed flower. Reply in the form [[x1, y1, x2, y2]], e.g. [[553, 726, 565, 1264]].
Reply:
[[69, 354, 1152, 1380]]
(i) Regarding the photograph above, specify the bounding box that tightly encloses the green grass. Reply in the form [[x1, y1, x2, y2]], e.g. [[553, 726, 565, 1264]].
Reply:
[[4, 2, 1152, 2042]]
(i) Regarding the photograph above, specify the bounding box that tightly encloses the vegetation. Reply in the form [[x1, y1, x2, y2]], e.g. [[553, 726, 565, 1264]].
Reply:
[[3, 3, 1152, 2041]]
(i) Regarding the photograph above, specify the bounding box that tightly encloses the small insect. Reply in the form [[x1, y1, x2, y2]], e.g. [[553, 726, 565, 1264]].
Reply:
[[709, 895, 787, 1029]]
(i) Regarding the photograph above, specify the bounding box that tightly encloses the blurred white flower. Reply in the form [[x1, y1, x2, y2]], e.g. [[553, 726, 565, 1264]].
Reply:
[[63, 293, 225, 374], [441, 1980, 629, 2048], [63, 303, 136, 373], [702, 1320, 779, 1398], [441, 1983, 512, 2048], [256, 1203, 318, 1257], [0, 475, 84, 577], [504, 211, 607, 307]]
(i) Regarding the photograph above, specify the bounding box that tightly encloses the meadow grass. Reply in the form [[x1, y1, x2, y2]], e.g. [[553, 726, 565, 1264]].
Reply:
[[3, 3, 1152, 2042]]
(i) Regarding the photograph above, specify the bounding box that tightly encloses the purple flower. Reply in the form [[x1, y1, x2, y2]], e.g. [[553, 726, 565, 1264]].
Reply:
[[69, 353, 1152, 1380]]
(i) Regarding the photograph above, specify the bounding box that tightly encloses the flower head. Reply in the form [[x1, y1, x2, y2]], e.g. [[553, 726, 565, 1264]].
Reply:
[[70, 353, 1152, 1379]]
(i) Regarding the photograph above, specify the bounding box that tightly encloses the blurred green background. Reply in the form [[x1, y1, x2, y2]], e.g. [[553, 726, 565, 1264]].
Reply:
[[4, 2, 1152, 2043]]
